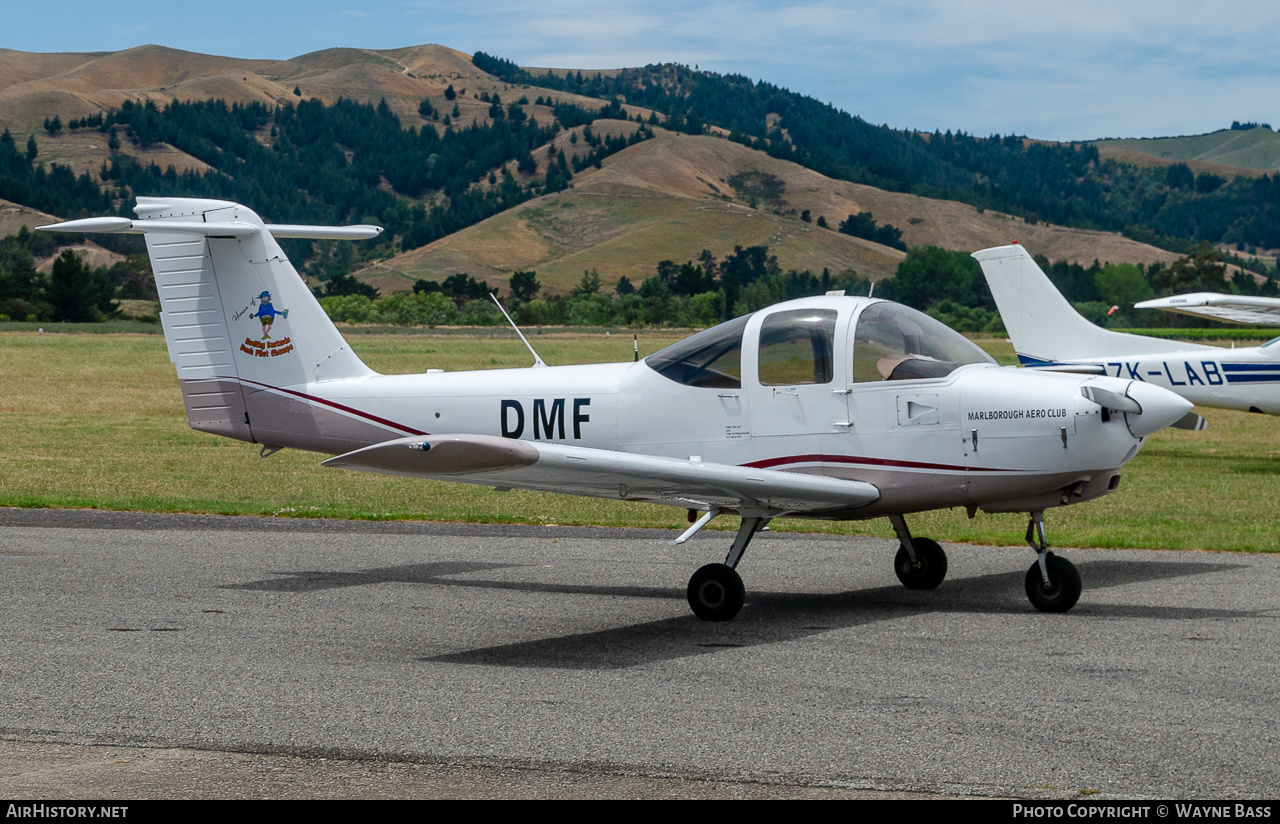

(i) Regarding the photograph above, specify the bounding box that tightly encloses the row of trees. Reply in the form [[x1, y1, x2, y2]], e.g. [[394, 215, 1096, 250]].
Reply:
[[7, 225, 1262, 333], [0, 228, 149, 322], [872, 242, 1274, 333], [318, 239, 1270, 335]]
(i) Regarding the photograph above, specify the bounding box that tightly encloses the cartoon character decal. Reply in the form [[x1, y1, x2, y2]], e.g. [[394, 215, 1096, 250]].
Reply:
[[250, 290, 288, 339], [238, 291, 294, 358]]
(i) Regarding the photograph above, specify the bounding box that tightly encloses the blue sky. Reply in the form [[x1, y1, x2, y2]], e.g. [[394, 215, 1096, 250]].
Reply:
[[6, 0, 1279, 142]]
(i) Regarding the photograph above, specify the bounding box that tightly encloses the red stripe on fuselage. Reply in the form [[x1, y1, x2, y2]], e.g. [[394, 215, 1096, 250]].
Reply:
[[239, 379, 427, 436], [744, 454, 1012, 473]]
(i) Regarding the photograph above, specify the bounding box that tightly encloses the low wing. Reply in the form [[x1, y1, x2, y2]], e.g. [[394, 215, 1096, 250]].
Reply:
[[1135, 293, 1280, 326], [323, 434, 880, 514]]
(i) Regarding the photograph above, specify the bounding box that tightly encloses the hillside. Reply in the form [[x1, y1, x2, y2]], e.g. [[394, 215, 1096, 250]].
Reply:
[[0, 41, 1249, 300], [363, 131, 1180, 295], [0, 44, 648, 143], [0, 197, 56, 237], [1094, 127, 1280, 174]]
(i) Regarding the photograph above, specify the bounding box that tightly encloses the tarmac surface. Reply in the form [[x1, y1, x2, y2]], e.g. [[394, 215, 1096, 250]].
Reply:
[[1, 508, 1276, 799]]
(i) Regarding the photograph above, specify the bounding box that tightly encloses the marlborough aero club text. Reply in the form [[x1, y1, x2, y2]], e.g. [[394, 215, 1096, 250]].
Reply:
[[967, 407, 1070, 422]]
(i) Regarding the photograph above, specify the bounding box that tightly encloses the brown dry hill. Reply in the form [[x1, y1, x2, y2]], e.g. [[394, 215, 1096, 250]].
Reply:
[[0, 198, 58, 237], [3, 43, 1186, 296], [2, 43, 660, 206], [362, 129, 1180, 296], [1, 44, 650, 147], [0, 197, 124, 273]]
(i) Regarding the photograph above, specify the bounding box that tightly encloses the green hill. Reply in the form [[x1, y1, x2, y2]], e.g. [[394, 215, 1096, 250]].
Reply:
[[1095, 126, 1280, 172]]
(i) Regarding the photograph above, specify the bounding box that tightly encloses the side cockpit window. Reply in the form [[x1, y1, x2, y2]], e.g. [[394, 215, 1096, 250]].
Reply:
[[757, 309, 838, 386], [646, 313, 751, 388], [853, 302, 994, 382]]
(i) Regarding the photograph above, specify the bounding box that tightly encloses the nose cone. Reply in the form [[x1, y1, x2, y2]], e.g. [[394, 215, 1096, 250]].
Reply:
[[1124, 381, 1195, 438]]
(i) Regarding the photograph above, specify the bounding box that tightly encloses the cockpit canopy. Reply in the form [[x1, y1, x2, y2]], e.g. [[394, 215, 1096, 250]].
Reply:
[[851, 301, 994, 382], [645, 300, 993, 389]]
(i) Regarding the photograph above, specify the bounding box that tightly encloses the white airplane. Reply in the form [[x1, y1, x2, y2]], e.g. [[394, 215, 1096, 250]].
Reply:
[[974, 244, 1280, 416], [40, 199, 1197, 620]]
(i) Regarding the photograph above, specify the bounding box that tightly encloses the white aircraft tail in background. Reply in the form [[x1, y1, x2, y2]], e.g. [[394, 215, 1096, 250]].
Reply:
[[971, 244, 1214, 363], [974, 243, 1280, 416]]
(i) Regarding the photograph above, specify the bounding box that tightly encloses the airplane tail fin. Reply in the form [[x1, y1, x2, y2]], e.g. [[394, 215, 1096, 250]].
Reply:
[[39, 198, 382, 444], [971, 244, 1206, 362]]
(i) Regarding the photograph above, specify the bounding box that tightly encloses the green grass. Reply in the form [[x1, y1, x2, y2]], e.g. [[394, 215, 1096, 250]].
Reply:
[[3, 331, 1278, 551]]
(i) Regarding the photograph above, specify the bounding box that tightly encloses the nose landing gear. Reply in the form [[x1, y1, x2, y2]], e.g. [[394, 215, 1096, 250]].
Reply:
[[1024, 510, 1082, 613], [889, 514, 948, 590]]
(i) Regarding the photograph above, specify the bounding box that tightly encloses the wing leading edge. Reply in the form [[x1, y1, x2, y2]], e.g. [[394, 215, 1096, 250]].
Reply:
[[323, 434, 881, 514]]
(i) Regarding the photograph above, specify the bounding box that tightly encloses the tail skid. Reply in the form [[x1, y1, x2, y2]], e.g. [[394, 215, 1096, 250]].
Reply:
[[39, 197, 383, 448], [972, 244, 1213, 362]]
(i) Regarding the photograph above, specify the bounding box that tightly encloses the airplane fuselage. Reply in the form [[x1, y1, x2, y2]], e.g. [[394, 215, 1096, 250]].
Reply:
[[237, 312, 1164, 519]]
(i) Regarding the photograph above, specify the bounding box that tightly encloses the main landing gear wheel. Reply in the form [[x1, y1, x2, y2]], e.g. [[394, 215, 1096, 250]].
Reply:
[[1025, 554, 1082, 613], [687, 563, 745, 621], [894, 537, 948, 590]]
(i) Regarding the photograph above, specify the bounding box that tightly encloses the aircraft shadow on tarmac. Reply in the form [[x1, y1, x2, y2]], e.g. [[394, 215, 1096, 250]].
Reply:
[[222, 558, 1255, 669]]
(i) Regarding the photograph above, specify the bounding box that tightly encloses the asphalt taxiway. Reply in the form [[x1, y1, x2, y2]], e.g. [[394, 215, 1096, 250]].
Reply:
[[1, 508, 1276, 799]]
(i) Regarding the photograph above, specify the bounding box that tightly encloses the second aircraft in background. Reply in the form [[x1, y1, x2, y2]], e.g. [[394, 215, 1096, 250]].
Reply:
[[974, 244, 1280, 417]]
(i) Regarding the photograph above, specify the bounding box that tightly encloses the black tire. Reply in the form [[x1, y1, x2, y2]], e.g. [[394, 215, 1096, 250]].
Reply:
[[1025, 554, 1082, 613], [894, 538, 947, 590], [687, 563, 746, 621]]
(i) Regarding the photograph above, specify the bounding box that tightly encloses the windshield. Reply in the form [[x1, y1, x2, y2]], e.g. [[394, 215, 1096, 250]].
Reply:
[[646, 314, 752, 388], [853, 302, 995, 382]]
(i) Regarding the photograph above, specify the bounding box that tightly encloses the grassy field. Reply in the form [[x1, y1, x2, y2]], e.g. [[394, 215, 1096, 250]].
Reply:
[[3, 329, 1278, 551]]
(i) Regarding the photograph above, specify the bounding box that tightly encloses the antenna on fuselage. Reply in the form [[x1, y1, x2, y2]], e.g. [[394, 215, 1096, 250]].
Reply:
[[489, 293, 547, 368], [868, 282, 875, 298], [634, 334, 639, 362]]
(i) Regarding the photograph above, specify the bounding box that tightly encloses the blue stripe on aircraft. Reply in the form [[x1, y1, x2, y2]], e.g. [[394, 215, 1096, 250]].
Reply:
[[1222, 363, 1280, 372], [1225, 374, 1280, 383]]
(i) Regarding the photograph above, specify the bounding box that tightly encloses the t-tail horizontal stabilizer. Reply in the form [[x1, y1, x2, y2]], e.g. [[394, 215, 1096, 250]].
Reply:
[[38, 215, 383, 240]]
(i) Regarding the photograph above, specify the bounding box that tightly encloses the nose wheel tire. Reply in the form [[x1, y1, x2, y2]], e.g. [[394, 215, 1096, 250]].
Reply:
[[687, 563, 746, 621], [1025, 554, 1081, 613], [894, 538, 947, 590]]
